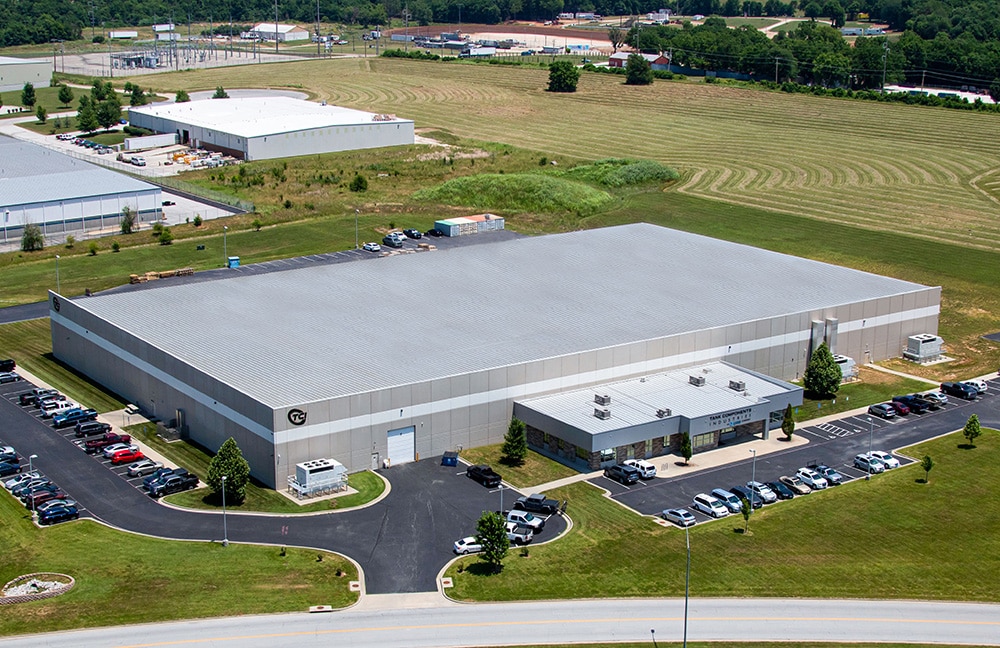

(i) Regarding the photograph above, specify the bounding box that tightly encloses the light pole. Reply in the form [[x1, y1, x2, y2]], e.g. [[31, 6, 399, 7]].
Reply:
[[223, 225, 228, 266], [29, 454, 38, 518], [55, 255, 61, 293], [683, 524, 690, 648], [221, 474, 229, 547], [354, 209, 359, 249], [867, 417, 874, 480], [28, 454, 38, 475], [497, 483, 506, 513], [749, 448, 757, 509]]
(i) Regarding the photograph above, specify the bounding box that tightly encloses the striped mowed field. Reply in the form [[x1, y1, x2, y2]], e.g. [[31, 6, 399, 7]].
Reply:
[[139, 58, 1000, 247]]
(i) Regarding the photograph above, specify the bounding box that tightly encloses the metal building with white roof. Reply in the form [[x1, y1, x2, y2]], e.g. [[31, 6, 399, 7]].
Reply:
[[0, 137, 161, 242], [0, 56, 51, 92], [49, 223, 940, 487], [127, 97, 415, 161]]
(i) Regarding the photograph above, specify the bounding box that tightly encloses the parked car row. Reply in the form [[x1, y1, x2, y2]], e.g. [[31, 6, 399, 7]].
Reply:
[[452, 491, 563, 554], [661, 454, 896, 527], [64, 135, 114, 155], [1, 441, 80, 525]]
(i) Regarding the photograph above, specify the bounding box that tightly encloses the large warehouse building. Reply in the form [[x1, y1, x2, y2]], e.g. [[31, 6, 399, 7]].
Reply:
[[0, 56, 51, 93], [127, 97, 415, 161], [0, 138, 161, 243], [50, 224, 940, 488]]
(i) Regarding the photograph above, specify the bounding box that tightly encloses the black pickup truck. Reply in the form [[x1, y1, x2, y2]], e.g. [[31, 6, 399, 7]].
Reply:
[[466, 464, 502, 488], [148, 472, 199, 498], [513, 493, 561, 514]]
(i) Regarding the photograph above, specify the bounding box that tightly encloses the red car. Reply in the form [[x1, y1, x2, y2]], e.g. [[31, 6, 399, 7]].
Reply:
[[26, 488, 67, 509], [111, 448, 145, 465]]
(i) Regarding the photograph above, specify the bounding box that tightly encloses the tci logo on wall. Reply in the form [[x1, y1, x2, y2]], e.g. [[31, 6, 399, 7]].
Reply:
[[287, 409, 307, 426], [52, 297, 61, 312]]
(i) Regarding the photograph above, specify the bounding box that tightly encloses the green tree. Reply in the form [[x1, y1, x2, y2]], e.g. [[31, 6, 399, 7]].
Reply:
[[781, 403, 795, 440], [21, 82, 36, 107], [91, 78, 110, 101], [741, 497, 752, 533], [804, 1, 823, 18], [546, 60, 580, 93], [36, 105, 47, 123], [349, 173, 368, 192], [625, 53, 654, 86], [990, 79, 1000, 103], [962, 414, 981, 447], [58, 84, 74, 106], [920, 454, 933, 483], [207, 437, 251, 504], [129, 86, 147, 106], [213, 86, 230, 99], [475, 511, 509, 573], [76, 99, 99, 133], [607, 26, 626, 54], [119, 205, 136, 234], [158, 227, 174, 245], [96, 95, 121, 130], [501, 417, 527, 466], [803, 342, 841, 397], [813, 51, 851, 86], [21, 223, 44, 251], [823, 0, 845, 27], [175, 89, 191, 103], [680, 432, 692, 465]]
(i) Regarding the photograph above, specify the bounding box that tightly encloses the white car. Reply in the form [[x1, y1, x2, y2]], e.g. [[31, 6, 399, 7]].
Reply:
[[965, 379, 988, 393], [796, 467, 829, 490], [453, 536, 482, 554], [868, 451, 900, 469], [127, 458, 164, 477], [102, 443, 139, 459], [362, 242, 381, 252], [692, 493, 729, 518], [622, 458, 656, 479], [747, 480, 778, 503], [4, 471, 41, 490], [662, 508, 696, 527]]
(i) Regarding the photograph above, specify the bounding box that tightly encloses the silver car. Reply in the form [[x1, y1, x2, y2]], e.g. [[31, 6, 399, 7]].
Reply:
[[662, 508, 697, 527], [747, 480, 778, 503], [854, 454, 886, 474], [710, 488, 744, 513]]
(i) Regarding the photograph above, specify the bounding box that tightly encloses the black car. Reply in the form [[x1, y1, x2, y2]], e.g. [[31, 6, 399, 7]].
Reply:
[[425, 228, 444, 237], [766, 480, 796, 500], [0, 358, 15, 372], [19, 389, 59, 406], [941, 382, 977, 400], [892, 394, 929, 414], [75, 421, 112, 437], [604, 463, 640, 485], [402, 228, 422, 239], [0, 460, 22, 478], [144, 467, 187, 491], [466, 464, 502, 488], [729, 485, 763, 509]]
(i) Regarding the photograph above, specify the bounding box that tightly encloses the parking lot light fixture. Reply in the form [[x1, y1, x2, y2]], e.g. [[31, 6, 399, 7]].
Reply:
[[683, 524, 690, 648], [28, 454, 38, 474], [355, 209, 359, 249], [867, 417, 874, 481], [221, 474, 229, 547], [55, 255, 61, 293], [749, 448, 757, 512], [223, 226, 228, 266]]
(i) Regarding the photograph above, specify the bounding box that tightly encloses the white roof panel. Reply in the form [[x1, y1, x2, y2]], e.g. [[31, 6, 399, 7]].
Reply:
[[128, 97, 414, 139], [67, 223, 931, 409]]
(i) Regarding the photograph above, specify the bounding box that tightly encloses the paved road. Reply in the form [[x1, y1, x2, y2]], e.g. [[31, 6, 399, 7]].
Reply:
[[1, 598, 997, 647], [601, 380, 1000, 519], [0, 380, 566, 594]]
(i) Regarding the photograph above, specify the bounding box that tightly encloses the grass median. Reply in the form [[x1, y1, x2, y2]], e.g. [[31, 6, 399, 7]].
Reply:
[[446, 428, 1000, 602], [0, 493, 358, 637], [458, 445, 578, 489]]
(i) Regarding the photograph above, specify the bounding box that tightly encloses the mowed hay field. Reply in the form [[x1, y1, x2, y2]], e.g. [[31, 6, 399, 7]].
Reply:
[[137, 58, 1000, 248]]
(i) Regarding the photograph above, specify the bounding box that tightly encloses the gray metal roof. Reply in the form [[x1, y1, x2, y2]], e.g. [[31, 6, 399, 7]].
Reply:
[[0, 56, 47, 66], [67, 223, 931, 409], [518, 362, 796, 435], [0, 137, 159, 208]]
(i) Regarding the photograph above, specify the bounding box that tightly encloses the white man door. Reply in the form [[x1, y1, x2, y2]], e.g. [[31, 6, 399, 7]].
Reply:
[[387, 426, 415, 465]]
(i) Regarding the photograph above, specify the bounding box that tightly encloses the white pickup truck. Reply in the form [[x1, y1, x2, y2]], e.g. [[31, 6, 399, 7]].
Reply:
[[505, 521, 534, 545], [506, 509, 544, 531]]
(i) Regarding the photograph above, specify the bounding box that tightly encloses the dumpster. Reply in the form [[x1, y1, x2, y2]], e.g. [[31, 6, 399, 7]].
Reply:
[[441, 451, 458, 467], [227, 256, 240, 268]]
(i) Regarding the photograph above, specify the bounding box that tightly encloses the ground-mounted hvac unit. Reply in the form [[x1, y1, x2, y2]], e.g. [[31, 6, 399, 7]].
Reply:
[[287, 458, 347, 499], [903, 334, 943, 363]]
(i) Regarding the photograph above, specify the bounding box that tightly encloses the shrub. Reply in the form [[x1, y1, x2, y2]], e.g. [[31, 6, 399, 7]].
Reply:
[[212, 86, 229, 99], [252, 218, 263, 231], [151, 222, 164, 237], [111, 241, 121, 252], [88, 242, 98, 256], [21, 223, 44, 251], [349, 174, 368, 192], [561, 158, 679, 187], [65, 235, 75, 248], [158, 227, 174, 245], [414, 174, 613, 214], [193, 215, 203, 227]]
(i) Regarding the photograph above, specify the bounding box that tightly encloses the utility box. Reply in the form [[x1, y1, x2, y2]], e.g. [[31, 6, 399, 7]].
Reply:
[[833, 354, 858, 380], [903, 334, 943, 362], [227, 256, 240, 269]]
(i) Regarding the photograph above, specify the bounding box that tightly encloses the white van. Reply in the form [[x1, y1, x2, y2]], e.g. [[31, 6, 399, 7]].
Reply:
[[41, 400, 79, 418], [622, 458, 657, 479]]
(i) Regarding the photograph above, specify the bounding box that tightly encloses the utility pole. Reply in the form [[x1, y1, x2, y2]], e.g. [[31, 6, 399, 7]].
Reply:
[[881, 40, 889, 91], [775, 56, 779, 83], [275, 0, 280, 55], [316, 0, 321, 56], [920, 69, 926, 92], [403, 5, 411, 52]]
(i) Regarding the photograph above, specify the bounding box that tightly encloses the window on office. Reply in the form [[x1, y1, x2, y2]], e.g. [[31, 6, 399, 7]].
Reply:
[[692, 432, 714, 448]]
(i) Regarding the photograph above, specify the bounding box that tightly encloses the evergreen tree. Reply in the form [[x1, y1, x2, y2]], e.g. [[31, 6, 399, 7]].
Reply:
[[213, 86, 230, 99], [21, 223, 44, 251], [175, 89, 191, 103], [680, 432, 692, 465], [21, 82, 36, 107], [77, 99, 99, 133], [207, 437, 251, 504], [119, 205, 136, 234], [36, 105, 47, 123], [475, 511, 509, 573], [501, 417, 527, 466], [781, 403, 795, 440], [803, 342, 841, 397], [625, 53, 654, 85], [58, 84, 74, 106]]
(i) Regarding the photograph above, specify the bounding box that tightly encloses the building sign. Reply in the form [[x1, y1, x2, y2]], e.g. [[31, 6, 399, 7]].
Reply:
[[287, 408, 307, 426], [708, 407, 752, 429]]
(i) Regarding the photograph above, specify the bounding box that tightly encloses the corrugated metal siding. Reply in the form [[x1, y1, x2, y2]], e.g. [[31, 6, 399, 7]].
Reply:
[[69, 223, 932, 408]]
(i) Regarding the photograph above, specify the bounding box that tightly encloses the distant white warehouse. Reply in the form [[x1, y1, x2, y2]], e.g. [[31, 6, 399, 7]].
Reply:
[[128, 97, 415, 161], [0, 56, 52, 93], [0, 137, 161, 242], [252, 23, 311, 41]]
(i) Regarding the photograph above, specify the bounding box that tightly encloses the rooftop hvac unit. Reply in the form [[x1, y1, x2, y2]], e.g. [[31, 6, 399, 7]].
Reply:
[[729, 380, 746, 391], [656, 408, 672, 418], [689, 375, 705, 387], [594, 407, 611, 420], [594, 394, 611, 406]]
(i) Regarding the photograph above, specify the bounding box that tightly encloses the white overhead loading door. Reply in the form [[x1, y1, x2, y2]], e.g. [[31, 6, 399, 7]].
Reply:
[[387, 426, 415, 465]]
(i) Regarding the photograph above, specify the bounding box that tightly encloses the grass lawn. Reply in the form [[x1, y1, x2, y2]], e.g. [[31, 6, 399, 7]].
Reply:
[[445, 428, 1000, 601], [0, 85, 78, 121], [0, 319, 125, 413], [0, 492, 357, 637], [795, 367, 935, 422], [126, 423, 384, 513], [458, 445, 578, 488]]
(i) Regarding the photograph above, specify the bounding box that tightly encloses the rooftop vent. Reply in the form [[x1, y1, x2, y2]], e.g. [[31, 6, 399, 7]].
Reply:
[[594, 394, 611, 406], [689, 375, 705, 387], [729, 380, 746, 391], [656, 408, 672, 418], [593, 407, 611, 420]]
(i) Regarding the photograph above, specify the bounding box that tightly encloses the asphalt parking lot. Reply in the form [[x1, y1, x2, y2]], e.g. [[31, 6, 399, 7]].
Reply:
[[0, 376, 565, 593], [599, 378, 1000, 523]]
